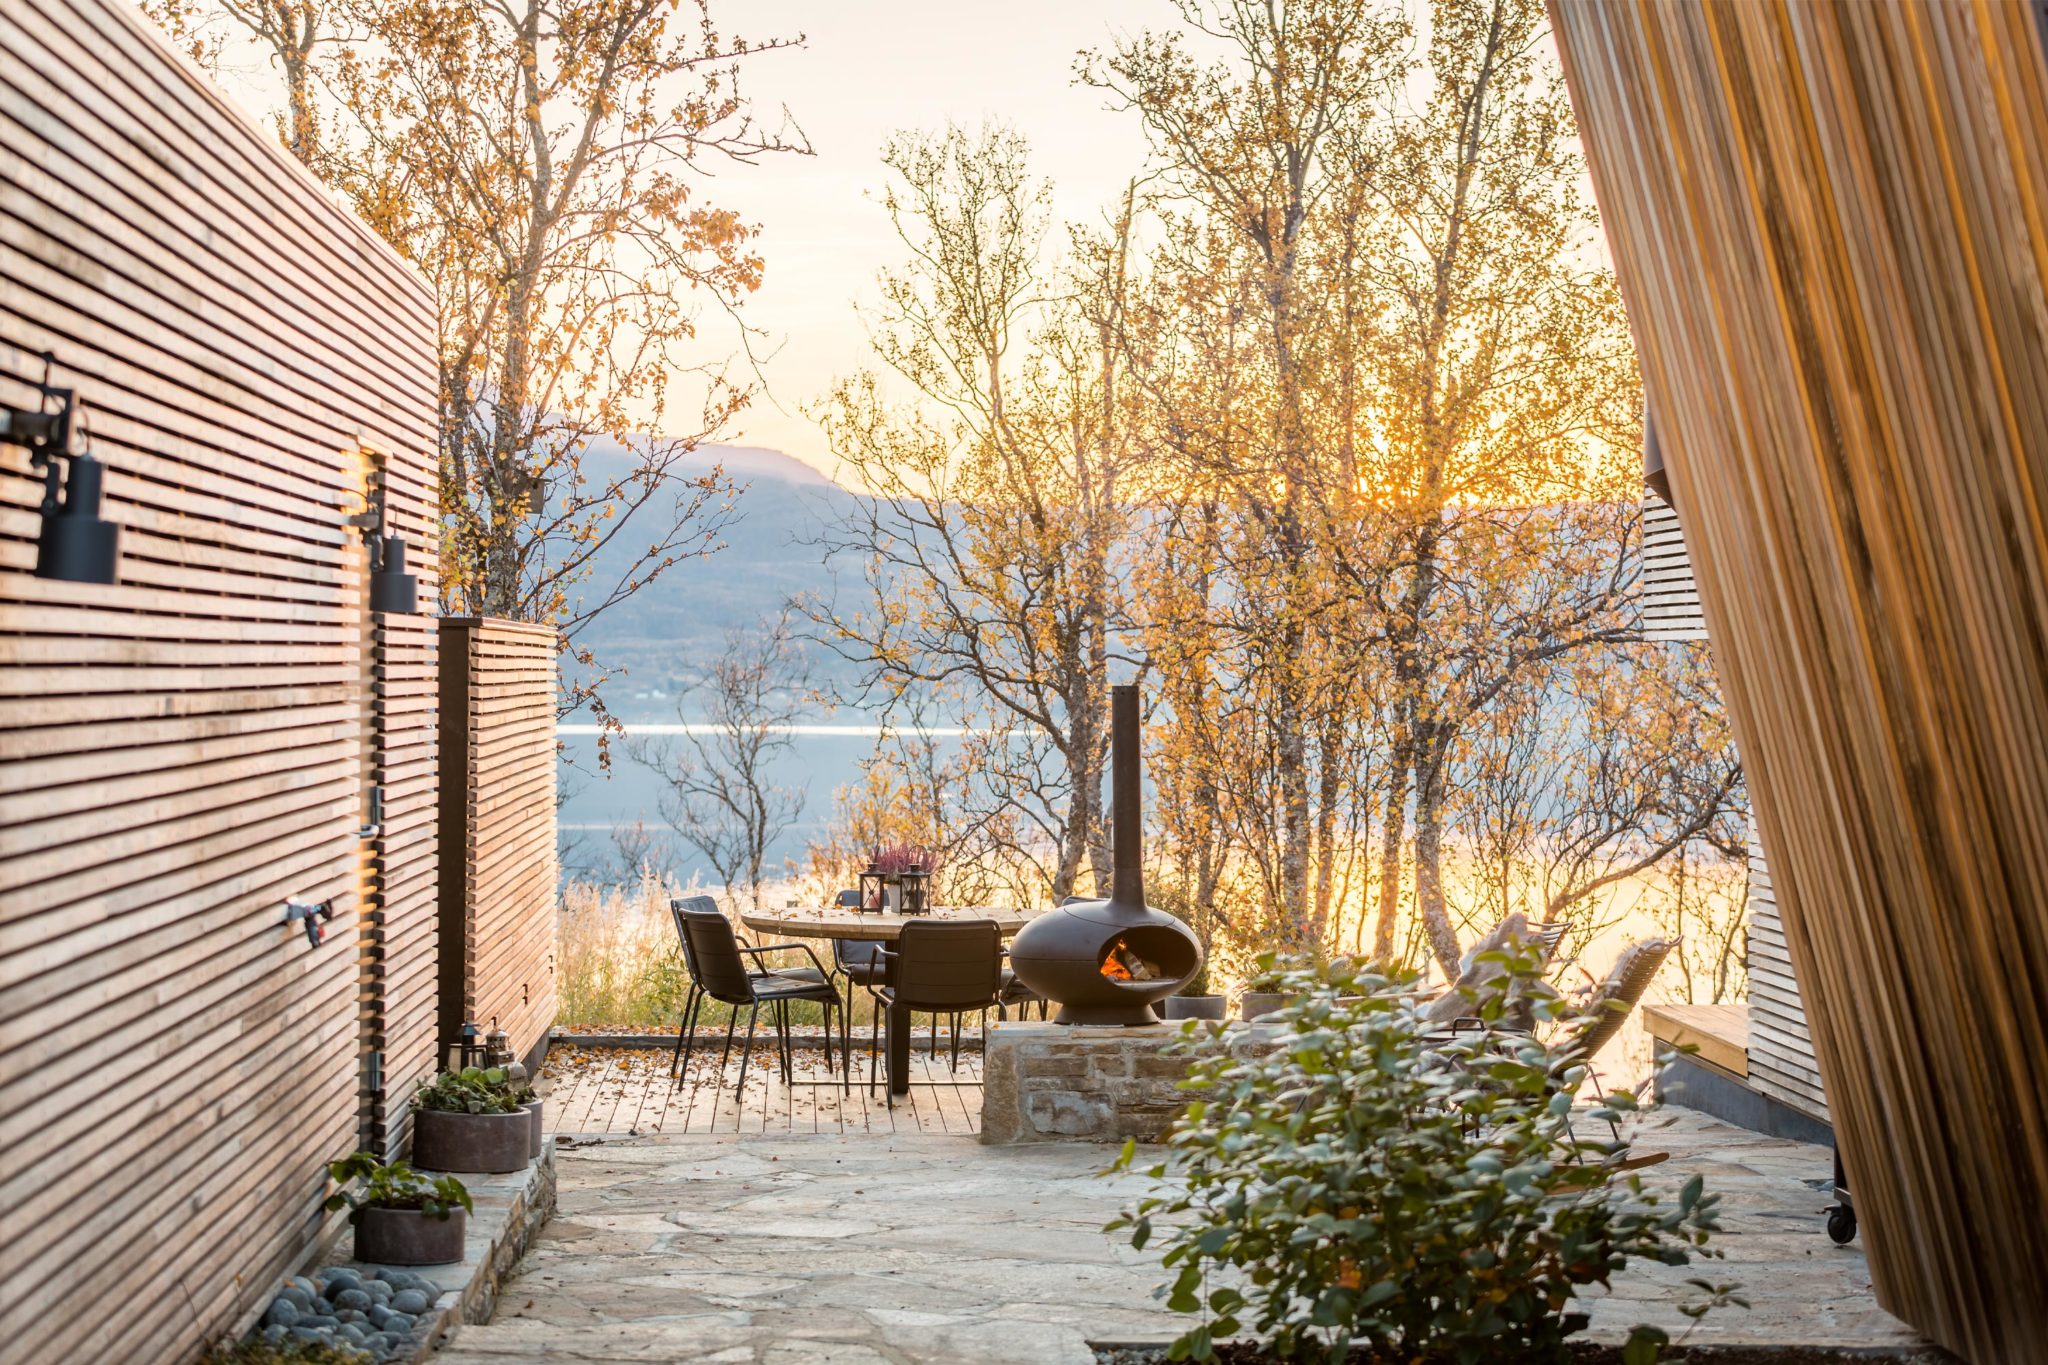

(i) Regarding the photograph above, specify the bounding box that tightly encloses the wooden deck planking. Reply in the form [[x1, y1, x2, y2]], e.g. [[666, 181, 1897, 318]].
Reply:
[[543, 1046, 983, 1138]]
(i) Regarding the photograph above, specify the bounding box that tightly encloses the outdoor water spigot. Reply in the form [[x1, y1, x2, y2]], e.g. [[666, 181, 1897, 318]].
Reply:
[[285, 897, 336, 947]]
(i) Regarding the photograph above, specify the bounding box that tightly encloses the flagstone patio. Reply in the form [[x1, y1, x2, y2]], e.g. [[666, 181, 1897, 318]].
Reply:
[[438, 1105, 1936, 1363]]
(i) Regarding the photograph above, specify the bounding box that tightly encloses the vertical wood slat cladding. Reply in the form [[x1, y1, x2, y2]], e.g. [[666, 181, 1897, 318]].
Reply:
[[0, 0, 435, 1358], [1550, 4, 2048, 1358], [437, 619, 558, 1070]]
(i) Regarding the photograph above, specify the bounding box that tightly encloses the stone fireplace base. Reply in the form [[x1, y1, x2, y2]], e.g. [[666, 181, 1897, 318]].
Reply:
[[980, 1020, 1281, 1145]]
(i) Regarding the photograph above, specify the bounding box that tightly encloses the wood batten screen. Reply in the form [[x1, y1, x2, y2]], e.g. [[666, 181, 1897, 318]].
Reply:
[[1549, 4, 2048, 1358], [1640, 494, 1706, 642], [365, 472, 439, 1157], [437, 618, 558, 1071], [1742, 827, 1825, 1123], [0, 0, 437, 1357]]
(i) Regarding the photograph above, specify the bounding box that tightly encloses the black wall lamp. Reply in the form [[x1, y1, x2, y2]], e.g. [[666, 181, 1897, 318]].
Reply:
[[1, 358, 120, 584], [346, 486, 418, 614]]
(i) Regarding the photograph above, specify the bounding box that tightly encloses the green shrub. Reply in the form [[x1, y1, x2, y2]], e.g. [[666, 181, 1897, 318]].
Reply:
[[414, 1066, 525, 1114], [323, 1151, 472, 1223], [1109, 949, 1732, 1363]]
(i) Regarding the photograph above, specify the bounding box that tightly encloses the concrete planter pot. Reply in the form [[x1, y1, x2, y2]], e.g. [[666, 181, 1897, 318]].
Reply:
[[1162, 994, 1227, 1021], [522, 1099, 544, 1159], [353, 1205, 466, 1266], [1238, 990, 1292, 1021], [413, 1108, 530, 1173]]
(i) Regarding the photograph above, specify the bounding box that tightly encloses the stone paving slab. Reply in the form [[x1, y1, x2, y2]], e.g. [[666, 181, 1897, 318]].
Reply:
[[440, 1108, 1931, 1363]]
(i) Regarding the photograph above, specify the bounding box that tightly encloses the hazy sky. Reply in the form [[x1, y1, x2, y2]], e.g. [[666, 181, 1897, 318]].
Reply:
[[194, 0, 1167, 480], [709, 0, 1166, 479]]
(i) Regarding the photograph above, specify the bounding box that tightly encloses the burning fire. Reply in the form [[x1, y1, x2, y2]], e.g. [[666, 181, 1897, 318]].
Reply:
[[1100, 937, 1163, 983]]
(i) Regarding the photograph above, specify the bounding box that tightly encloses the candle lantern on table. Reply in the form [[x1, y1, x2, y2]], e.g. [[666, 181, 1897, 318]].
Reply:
[[898, 863, 932, 915], [857, 859, 887, 913]]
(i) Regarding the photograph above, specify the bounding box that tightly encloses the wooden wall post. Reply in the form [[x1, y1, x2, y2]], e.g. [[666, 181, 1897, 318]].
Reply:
[[1549, 4, 2048, 1357], [436, 618, 559, 1075]]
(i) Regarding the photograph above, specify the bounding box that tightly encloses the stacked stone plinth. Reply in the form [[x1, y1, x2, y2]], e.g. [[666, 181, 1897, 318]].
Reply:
[[980, 1020, 1280, 1145]]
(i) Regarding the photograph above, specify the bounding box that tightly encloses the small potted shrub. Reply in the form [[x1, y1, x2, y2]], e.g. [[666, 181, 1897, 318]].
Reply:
[[1234, 963, 1293, 1021], [325, 1151, 471, 1266], [1112, 948, 1738, 1363], [503, 1061, 543, 1158], [1160, 965, 1226, 1021], [411, 1067, 530, 1172]]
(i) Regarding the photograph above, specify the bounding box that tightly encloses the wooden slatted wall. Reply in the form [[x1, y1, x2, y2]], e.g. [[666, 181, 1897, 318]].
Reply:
[[1551, 4, 2048, 1358], [0, 0, 437, 1357], [1742, 825, 1826, 1122], [437, 618, 557, 1071], [366, 486, 440, 1156], [1638, 493, 1828, 1118], [1640, 494, 1707, 641]]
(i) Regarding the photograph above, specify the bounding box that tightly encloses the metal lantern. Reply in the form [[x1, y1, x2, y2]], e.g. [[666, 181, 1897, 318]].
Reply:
[[857, 861, 887, 912], [899, 864, 932, 915]]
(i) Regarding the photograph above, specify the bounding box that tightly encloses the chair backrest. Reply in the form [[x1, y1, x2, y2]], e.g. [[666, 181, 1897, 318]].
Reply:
[[890, 919, 1002, 1012], [668, 895, 716, 979], [835, 936, 885, 969], [1559, 937, 1677, 1065], [1422, 913, 1539, 1024], [673, 899, 758, 1005], [834, 888, 862, 909]]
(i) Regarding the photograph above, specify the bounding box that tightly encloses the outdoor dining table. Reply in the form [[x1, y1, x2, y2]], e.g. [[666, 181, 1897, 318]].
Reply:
[[740, 903, 1039, 1096]]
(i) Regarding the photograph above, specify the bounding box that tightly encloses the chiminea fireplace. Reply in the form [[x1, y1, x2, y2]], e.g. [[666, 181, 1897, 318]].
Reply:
[[1006, 684, 1204, 1024]]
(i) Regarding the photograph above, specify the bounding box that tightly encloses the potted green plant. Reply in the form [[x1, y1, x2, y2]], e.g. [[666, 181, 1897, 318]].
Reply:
[[325, 1152, 471, 1266], [503, 1061, 543, 1158], [1161, 965, 1226, 1021], [1234, 962, 1293, 1021], [411, 1067, 530, 1172]]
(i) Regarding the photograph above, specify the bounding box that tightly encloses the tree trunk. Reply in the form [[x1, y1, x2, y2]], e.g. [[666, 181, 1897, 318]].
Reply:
[[1371, 751, 1410, 962], [1413, 740, 1463, 977]]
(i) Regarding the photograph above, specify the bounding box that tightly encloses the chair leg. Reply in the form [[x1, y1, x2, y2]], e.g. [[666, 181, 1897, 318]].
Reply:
[[717, 1006, 739, 1075], [1588, 1071, 1623, 1144], [869, 997, 883, 1095], [672, 985, 703, 1082], [949, 1013, 962, 1070], [675, 986, 708, 1080], [735, 1003, 760, 1099]]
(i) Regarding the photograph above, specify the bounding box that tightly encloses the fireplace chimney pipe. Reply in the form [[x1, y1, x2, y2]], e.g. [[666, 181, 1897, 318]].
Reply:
[[1111, 684, 1143, 907]]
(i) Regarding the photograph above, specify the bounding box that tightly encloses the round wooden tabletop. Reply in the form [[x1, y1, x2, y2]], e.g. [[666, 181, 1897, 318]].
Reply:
[[740, 904, 1038, 942]]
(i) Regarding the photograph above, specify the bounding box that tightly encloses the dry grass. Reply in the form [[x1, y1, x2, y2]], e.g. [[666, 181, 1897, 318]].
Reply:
[[556, 869, 853, 1031]]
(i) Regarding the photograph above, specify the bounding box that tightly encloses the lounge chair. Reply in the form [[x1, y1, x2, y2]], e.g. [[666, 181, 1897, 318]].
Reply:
[[1419, 913, 1570, 1030]]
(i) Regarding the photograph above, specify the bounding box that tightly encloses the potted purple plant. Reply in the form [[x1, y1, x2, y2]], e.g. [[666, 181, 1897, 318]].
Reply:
[[868, 843, 939, 913], [325, 1151, 471, 1266]]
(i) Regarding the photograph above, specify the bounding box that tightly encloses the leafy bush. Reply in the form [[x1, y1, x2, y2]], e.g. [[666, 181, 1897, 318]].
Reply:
[[1110, 949, 1730, 1363], [414, 1066, 525, 1114], [324, 1152, 472, 1223]]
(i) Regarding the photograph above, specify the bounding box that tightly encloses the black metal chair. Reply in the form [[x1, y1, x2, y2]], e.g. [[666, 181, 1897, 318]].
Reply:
[[669, 898, 849, 1095], [874, 919, 1004, 1104], [823, 889, 892, 1085]]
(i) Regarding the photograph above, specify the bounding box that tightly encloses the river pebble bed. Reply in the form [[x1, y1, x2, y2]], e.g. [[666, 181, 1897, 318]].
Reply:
[[252, 1265, 438, 1362]]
